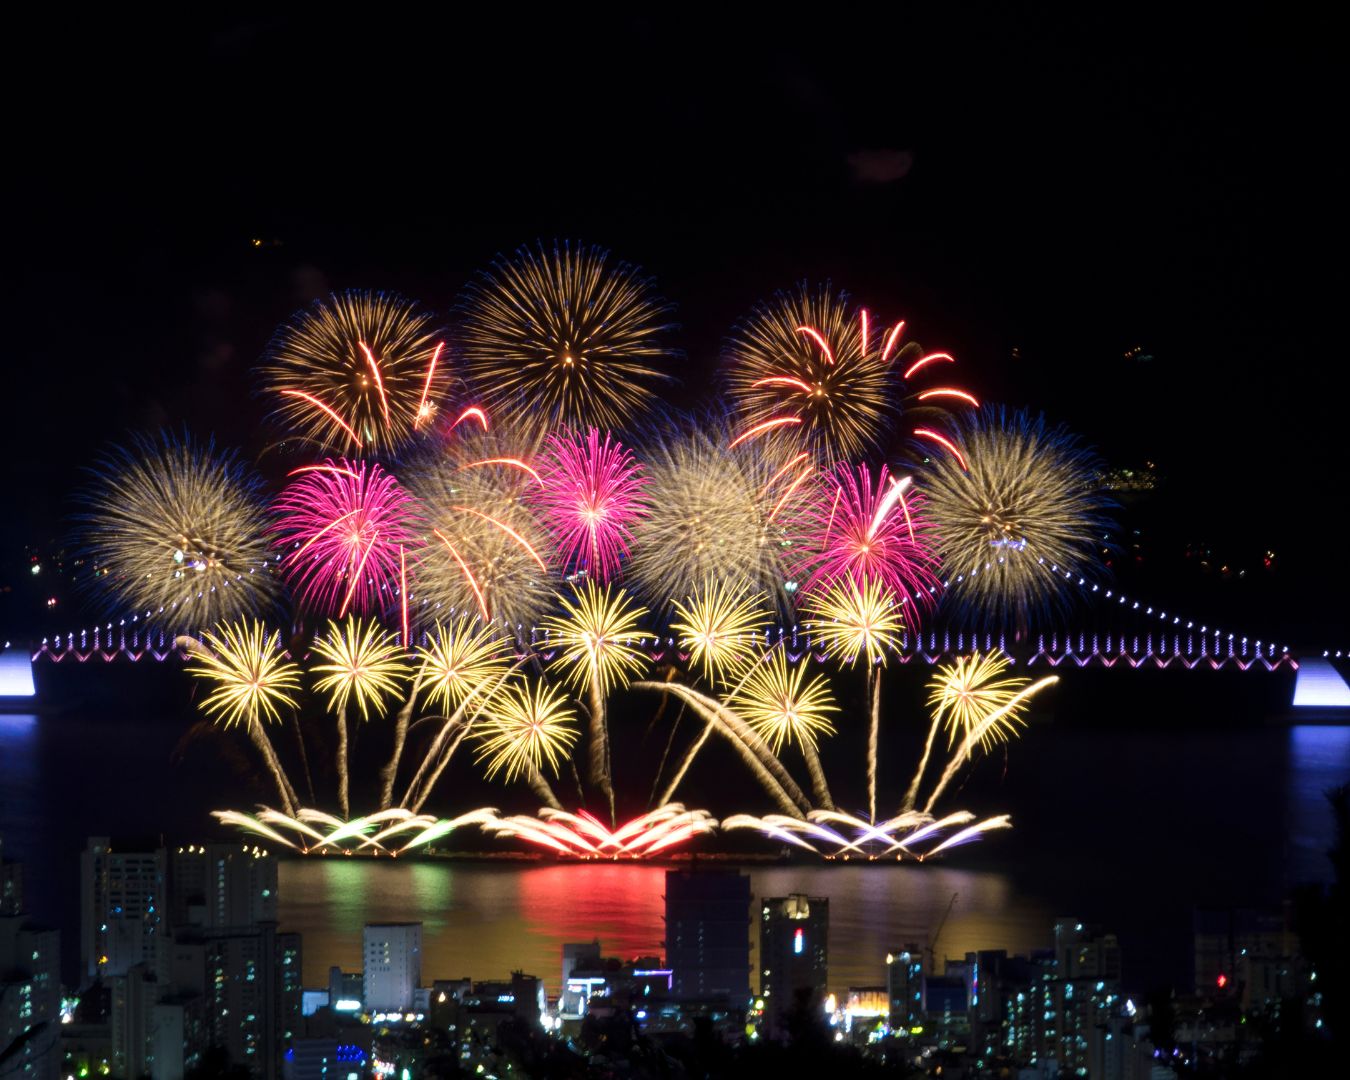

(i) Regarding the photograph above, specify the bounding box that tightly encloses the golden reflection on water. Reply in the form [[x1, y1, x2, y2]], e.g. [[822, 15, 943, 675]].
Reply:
[[280, 860, 1051, 997]]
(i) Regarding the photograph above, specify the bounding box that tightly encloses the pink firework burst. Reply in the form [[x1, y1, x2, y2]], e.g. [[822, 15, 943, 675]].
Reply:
[[273, 461, 419, 616], [533, 429, 650, 582], [790, 462, 941, 617]]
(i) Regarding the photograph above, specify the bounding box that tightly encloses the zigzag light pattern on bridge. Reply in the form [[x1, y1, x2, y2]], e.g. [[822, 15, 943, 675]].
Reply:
[[31, 549, 1301, 672]]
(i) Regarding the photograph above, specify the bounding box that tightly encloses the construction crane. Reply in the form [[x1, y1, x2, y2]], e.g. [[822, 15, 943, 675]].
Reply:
[[927, 892, 959, 970]]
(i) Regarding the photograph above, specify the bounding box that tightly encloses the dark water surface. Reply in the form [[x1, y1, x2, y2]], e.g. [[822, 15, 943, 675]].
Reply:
[[3, 663, 1347, 997]]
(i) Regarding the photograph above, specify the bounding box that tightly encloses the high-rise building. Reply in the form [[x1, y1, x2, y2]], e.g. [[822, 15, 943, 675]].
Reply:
[[80, 837, 167, 980], [198, 923, 302, 1080], [562, 940, 602, 992], [0, 868, 61, 1080], [109, 962, 155, 1078], [759, 893, 827, 1037], [1, 836, 23, 917], [362, 924, 422, 1012], [1050, 919, 1125, 1076], [664, 870, 750, 1005], [168, 843, 278, 930], [886, 944, 924, 1031]]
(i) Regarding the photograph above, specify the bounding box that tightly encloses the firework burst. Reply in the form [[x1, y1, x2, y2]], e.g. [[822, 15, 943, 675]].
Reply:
[[415, 615, 515, 713], [804, 575, 906, 667], [541, 581, 647, 824], [929, 651, 1032, 752], [407, 427, 556, 631], [723, 284, 895, 462], [273, 460, 418, 617], [80, 435, 277, 629], [729, 648, 837, 753], [475, 679, 579, 783], [542, 581, 649, 696], [310, 616, 410, 721], [182, 620, 301, 728], [791, 463, 941, 610], [628, 422, 804, 609], [533, 428, 650, 582], [260, 290, 446, 455], [181, 620, 302, 814], [670, 580, 772, 686], [458, 241, 677, 430], [916, 407, 1110, 624]]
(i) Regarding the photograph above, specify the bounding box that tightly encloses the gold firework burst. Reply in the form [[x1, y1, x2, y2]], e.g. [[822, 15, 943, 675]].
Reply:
[[803, 576, 906, 667], [184, 620, 301, 729], [310, 616, 411, 721], [416, 615, 515, 712], [928, 651, 1032, 752], [670, 580, 771, 685], [541, 581, 648, 696], [730, 649, 837, 752], [458, 241, 676, 430], [262, 290, 445, 454], [475, 679, 579, 781]]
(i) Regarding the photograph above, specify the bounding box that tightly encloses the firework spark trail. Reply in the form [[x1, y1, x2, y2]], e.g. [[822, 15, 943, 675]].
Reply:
[[916, 407, 1111, 625], [804, 576, 907, 822], [922, 676, 1059, 813], [180, 622, 302, 814], [541, 582, 648, 826], [80, 435, 278, 629], [311, 616, 410, 817], [902, 650, 1032, 811], [262, 291, 445, 454], [533, 429, 651, 583], [459, 240, 677, 430], [273, 459, 418, 617], [633, 679, 810, 816]]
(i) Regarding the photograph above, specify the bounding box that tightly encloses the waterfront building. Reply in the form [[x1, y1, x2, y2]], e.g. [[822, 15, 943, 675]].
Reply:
[[759, 893, 828, 1037], [362, 923, 422, 1013], [664, 869, 750, 1005], [886, 944, 924, 1032]]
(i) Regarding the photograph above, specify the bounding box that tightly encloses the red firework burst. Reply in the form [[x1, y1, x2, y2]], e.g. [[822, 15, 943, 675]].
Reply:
[[532, 428, 650, 582], [273, 461, 419, 616]]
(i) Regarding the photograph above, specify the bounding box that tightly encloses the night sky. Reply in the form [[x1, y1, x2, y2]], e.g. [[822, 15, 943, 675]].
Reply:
[[3, 9, 1343, 643]]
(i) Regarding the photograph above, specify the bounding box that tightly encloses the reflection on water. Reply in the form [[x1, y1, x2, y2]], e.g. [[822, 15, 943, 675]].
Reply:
[[1288, 725, 1350, 883], [279, 859, 1050, 997]]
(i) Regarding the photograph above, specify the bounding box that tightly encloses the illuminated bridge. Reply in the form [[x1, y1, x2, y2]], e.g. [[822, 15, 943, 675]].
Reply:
[[7, 563, 1347, 711]]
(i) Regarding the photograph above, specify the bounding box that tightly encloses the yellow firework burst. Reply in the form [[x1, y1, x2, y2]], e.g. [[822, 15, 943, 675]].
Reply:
[[804, 576, 906, 667], [670, 580, 771, 685], [928, 651, 1032, 752], [184, 620, 301, 729], [458, 241, 677, 430], [261, 290, 445, 455], [724, 283, 912, 462], [730, 649, 837, 752], [541, 581, 648, 696], [416, 615, 515, 712], [475, 679, 579, 781], [310, 616, 411, 721]]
